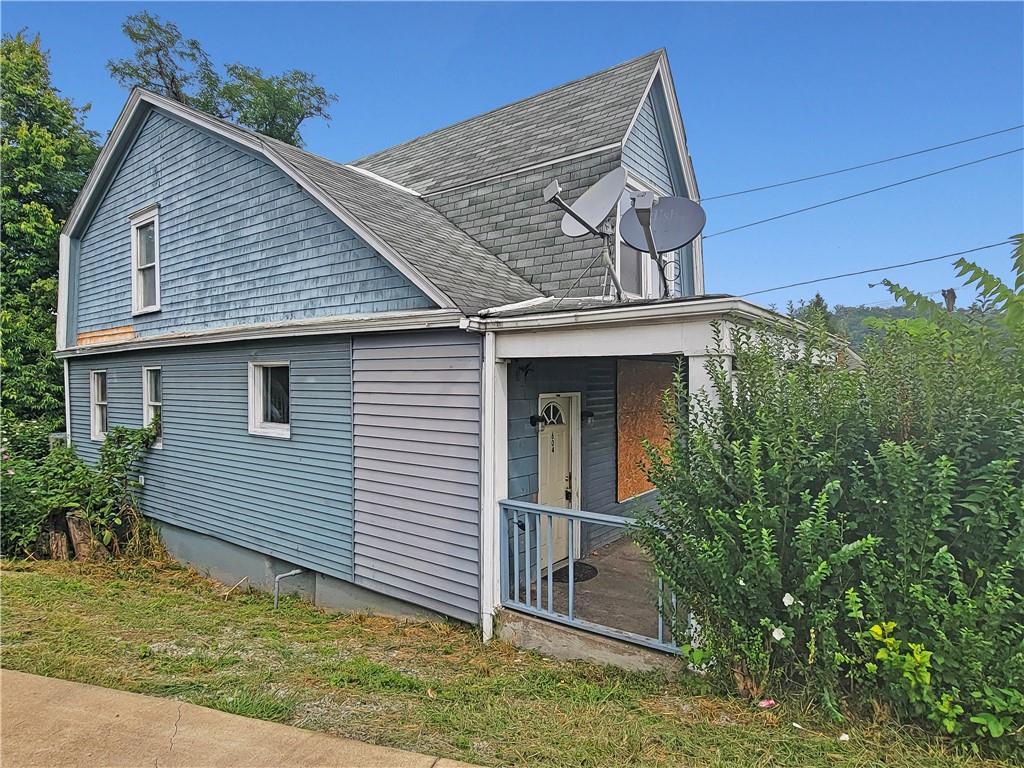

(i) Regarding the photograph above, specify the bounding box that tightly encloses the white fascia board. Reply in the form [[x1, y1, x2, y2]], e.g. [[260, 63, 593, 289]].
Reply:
[[55, 308, 465, 358], [56, 233, 71, 350], [343, 164, 421, 196], [61, 89, 456, 311], [467, 296, 783, 333]]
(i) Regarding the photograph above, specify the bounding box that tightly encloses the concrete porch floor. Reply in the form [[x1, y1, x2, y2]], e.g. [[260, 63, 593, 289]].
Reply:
[[520, 536, 665, 640]]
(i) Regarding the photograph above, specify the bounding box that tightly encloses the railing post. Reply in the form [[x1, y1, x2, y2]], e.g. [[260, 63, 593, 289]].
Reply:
[[567, 521, 575, 621], [546, 514, 553, 613], [524, 512, 532, 608], [513, 509, 520, 605], [499, 505, 509, 605]]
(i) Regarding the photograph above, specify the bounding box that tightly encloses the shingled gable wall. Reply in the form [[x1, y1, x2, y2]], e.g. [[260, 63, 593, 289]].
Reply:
[[425, 147, 622, 299]]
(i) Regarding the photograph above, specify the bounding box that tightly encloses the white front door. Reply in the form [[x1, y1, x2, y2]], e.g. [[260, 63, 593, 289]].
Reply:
[[537, 394, 578, 569]]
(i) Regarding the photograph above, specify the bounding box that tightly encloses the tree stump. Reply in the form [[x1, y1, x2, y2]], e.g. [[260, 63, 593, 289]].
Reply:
[[48, 530, 70, 560], [65, 516, 110, 560]]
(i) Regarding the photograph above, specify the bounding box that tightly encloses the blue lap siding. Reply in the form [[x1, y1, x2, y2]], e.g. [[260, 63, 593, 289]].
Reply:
[[67, 336, 355, 581], [622, 79, 695, 296], [507, 358, 662, 521], [73, 108, 432, 340]]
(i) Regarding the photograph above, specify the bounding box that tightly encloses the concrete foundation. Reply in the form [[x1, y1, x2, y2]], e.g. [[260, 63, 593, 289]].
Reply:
[[156, 522, 447, 623], [495, 609, 682, 674]]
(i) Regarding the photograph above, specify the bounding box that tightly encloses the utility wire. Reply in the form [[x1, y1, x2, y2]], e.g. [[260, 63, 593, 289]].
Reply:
[[704, 148, 1023, 239], [740, 241, 1011, 298], [703, 124, 1024, 201]]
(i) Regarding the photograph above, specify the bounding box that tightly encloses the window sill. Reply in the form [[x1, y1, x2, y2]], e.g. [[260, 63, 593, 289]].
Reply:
[[248, 425, 291, 440], [132, 306, 161, 317]]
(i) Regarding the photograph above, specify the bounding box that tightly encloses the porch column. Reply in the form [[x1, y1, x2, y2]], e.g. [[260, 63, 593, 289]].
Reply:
[[479, 331, 508, 641], [687, 353, 731, 410]]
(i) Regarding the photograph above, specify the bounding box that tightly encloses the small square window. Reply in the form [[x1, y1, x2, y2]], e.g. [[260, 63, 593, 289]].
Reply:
[[90, 370, 108, 440], [130, 206, 160, 314], [143, 366, 162, 448], [249, 362, 290, 438]]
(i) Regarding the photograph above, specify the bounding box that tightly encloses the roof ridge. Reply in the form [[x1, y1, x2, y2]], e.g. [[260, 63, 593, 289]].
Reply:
[[350, 49, 664, 167]]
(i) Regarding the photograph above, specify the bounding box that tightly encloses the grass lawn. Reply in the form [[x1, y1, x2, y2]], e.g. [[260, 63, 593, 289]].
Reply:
[[0, 559, 1010, 768]]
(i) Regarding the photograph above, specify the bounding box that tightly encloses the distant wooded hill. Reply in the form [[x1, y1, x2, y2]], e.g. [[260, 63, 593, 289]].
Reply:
[[830, 305, 919, 348]]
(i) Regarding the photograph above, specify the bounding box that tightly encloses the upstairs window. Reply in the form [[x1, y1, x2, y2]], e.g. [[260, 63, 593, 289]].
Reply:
[[90, 370, 108, 440], [130, 205, 160, 314], [143, 366, 162, 448], [248, 362, 290, 438]]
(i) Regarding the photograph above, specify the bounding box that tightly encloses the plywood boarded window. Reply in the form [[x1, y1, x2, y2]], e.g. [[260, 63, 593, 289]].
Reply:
[[616, 359, 674, 501]]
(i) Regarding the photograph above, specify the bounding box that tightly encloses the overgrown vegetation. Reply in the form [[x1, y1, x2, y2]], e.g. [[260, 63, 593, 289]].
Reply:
[[1, 32, 98, 423], [3, 559, 1014, 768], [637, 239, 1024, 758], [1, 418, 160, 559]]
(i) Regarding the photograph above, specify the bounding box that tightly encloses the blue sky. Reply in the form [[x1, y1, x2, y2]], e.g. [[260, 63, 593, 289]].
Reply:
[[6, 2, 1023, 309]]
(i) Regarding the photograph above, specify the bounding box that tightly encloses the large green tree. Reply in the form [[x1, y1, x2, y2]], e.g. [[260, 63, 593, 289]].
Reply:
[[107, 12, 336, 147], [1, 32, 98, 423]]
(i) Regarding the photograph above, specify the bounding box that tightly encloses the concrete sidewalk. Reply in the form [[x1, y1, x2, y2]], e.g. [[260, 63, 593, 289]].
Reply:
[[1, 669, 476, 768]]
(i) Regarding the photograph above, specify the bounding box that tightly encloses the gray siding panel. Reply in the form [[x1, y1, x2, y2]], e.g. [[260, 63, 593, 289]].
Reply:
[[352, 331, 482, 624], [75, 109, 432, 339], [68, 337, 354, 580]]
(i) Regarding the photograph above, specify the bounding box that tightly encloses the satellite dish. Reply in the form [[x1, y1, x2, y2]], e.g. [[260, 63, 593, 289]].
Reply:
[[620, 195, 706, 253], [560, 166, 627, 238]]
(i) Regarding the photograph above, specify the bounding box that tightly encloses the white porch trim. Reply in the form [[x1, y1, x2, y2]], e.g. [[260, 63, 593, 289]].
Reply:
[[479, 331, 508, 640]]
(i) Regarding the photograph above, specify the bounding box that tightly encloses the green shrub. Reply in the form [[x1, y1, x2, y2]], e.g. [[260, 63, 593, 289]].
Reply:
[[1, 417, 159, 558], [636, 238, 1024, 756]]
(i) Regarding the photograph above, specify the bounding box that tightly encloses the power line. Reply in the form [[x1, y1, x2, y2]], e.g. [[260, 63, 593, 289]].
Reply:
[[740, 241, 1011, 298], [703, 124, 1024, 201], [704, 148, 1023, 239]]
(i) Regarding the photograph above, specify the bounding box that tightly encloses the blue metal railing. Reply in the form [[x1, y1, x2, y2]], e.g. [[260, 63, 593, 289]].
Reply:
[[498, 499, 680, 654]]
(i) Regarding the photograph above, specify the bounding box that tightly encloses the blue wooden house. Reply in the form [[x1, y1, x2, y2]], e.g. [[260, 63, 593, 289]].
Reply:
[[58, 50, 778, 661]]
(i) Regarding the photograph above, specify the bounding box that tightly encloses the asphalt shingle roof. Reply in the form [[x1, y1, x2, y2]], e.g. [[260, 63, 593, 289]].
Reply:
[[126, 49, 662, 314], [265, 140, 542, 313], [351, 51, 663, 195]]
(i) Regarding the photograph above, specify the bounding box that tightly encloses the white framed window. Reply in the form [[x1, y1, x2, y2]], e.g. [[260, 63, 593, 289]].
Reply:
[[616, 185, 679, 299], [130, 204, 160, 315], [248, 362, 290, 438], [142, 366, 163, 448], [90, 370, 108, 441]]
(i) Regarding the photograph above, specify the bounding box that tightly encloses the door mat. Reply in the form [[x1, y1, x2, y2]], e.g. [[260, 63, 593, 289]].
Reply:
[[552, 562, 598, 583]]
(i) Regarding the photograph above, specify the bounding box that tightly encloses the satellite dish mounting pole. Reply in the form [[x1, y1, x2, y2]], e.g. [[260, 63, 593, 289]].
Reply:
[[543, 179, 623, 301], [633, 193, 671, 299]]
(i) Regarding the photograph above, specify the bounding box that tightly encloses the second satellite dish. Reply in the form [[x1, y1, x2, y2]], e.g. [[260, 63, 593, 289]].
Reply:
[[560, 166, 626, 238], [620, 195, 706, 253]]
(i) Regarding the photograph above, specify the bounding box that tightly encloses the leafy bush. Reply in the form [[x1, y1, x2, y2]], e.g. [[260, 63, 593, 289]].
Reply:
[[636, 238, 1024, 756], [1, 417, 160, 558]]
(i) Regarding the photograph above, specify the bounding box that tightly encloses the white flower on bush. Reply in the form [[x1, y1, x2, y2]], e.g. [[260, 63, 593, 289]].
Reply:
[[782, 593, 795, 607], [771, 626, 786, 642], [738, 577, 746, 586]]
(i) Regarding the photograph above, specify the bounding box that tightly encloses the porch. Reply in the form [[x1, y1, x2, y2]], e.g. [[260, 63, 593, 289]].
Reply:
[[473, 297, 764, 657]]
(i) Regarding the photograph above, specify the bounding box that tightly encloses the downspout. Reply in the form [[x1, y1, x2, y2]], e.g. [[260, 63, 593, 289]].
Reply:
[[273, 569, 303, 608]]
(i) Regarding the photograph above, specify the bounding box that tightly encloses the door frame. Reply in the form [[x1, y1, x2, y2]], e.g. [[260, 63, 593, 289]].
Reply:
[[537, 392, 582, 559]]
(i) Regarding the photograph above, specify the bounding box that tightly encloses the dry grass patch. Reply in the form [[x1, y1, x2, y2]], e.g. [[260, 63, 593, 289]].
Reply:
[[0, 559, 1012, 768]]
